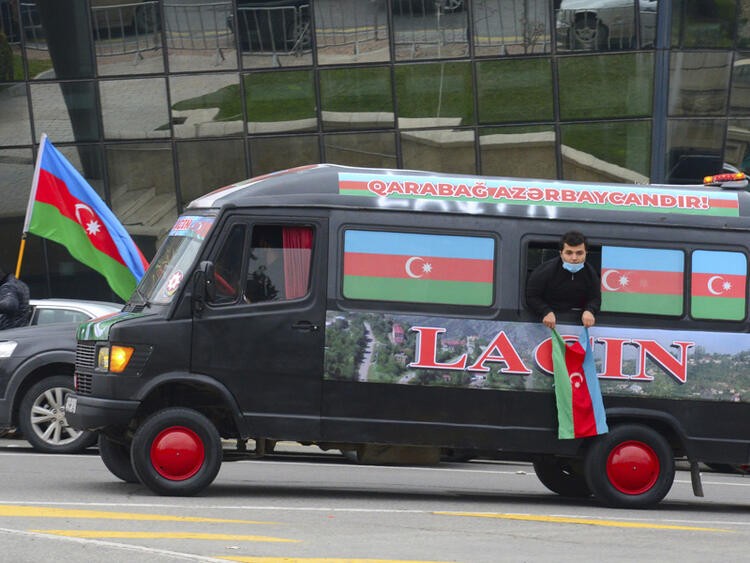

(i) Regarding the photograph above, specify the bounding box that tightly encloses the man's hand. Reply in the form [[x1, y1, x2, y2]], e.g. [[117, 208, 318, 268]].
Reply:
[[582, 310, 595, 327], [543, 312, 556, 329]]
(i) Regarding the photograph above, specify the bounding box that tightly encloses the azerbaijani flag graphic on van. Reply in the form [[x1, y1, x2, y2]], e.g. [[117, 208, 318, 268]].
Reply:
[[691, 250, 747, 321], [600, 246, 684, 316], [343, 230, 494, 306]]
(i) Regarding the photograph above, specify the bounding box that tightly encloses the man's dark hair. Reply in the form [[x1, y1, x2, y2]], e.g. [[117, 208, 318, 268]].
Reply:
[[559, 230, 587, 250]]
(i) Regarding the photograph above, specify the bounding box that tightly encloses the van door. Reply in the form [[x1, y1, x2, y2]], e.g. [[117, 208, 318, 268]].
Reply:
[[190, 214, 328, 441]]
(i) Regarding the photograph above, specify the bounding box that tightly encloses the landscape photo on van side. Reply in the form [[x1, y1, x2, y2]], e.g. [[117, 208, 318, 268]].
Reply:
[[324, 312, 750, 403]]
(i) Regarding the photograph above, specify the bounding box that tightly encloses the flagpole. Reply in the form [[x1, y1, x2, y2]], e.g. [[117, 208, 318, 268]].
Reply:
[[16, 133, 48, 279]]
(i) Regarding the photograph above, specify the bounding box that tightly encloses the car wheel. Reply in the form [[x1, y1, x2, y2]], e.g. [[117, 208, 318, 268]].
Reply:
[[18, 375, 97, 454], [131, 407, 222, 496], [533, 456, 591, 498], [572, 14, 608, 50], [99, 434, 139, 483], [584, 424, 675, 508]]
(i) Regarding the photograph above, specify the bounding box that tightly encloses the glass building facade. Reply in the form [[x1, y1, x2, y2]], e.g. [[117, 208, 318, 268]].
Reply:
[[0, 0, 748, 301]]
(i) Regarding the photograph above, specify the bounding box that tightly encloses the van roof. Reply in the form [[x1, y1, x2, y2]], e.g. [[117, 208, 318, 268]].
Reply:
[[187, 164, 750, 229]]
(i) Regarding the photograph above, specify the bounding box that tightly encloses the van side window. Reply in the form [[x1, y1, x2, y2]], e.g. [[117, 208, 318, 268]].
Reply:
[[245, 225, 313, 304], [212, 224, 246, 304], [342, 230, 495, 306], [600, 246, 684, 316], [691, 250, 747, 321]]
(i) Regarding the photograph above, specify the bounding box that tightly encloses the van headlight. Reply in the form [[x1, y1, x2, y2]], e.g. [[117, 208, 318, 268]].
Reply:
[[97, 345, 134, 373], [0, 341, 17, 358]]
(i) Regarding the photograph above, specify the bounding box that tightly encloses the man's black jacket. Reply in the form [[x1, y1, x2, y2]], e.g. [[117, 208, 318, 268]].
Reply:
[[526, 257, 601, 318]]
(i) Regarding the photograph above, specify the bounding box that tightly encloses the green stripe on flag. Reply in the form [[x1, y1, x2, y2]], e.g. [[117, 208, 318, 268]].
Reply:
[[551, 330, 574, 440], [30, 202, 136, 300], [343, 276, 492, 306], [691, 296, 746, 320], [601, 292, 683, 316]]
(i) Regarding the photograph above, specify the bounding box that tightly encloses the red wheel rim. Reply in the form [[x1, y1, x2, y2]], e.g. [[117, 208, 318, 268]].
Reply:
[[149, 426, 205, 481], [606, 440, 660, 495]]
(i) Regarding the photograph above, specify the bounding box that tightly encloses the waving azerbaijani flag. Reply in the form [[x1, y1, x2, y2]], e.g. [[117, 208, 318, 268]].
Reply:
[[22, 134, 148, 300], [342, 230, 494, 306], [551, 328, 608, 440]]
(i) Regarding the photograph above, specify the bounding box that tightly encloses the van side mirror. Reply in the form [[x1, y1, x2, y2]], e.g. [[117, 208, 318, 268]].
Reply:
[[193, 261, 217, 306]]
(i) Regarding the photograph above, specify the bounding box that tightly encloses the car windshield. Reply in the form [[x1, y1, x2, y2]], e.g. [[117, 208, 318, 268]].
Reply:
[[136, 215, 216, 305]]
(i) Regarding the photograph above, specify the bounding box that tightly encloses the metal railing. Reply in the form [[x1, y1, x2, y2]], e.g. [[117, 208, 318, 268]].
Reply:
[[233, 3, 311, 57], [91, 1, 161, 62], [163, 1, 234, 64]]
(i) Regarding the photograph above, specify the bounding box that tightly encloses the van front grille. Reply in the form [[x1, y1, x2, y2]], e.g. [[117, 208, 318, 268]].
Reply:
[[75, 373, 92, 395], [76, 342, 97, 371]]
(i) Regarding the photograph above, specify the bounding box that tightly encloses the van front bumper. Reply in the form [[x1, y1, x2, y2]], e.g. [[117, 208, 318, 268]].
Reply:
[[64, 394, 139, 431]]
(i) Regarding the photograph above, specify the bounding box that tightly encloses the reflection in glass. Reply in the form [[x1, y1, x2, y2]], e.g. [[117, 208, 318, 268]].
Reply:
[[401, 127, 476, 174], [392, 0, 468, 61], [477, 58, 552, 124], [395, 61, 472, 128], [0, 148, 34, 226], [177, 139, 246, 204], [164, 0, 237, 72], [668, 51, 731, 117], [561, 121, 651, 182], [0, 84, 31, 145], [725, 119, 750, 173], [100, 78, 169, 140], [474, 0, 550, 56], [93, 0, 163, 76], [249, 135, 320, 177], [170, 73, 242, 138], [672, 0, 735, 49], [320, 66, 393, 131], [556, 0, 657, 52], [665, 119, 724, 183], [0, 1, 26, 81], [30, 81, 100, 143], [233, 0, 312, 69], [324, 131, 396, 168], [244, 70, 316, 133], [316, 0, 389, 65], [479, 125, 556, 178], [730, 55, 750, 116], [106, 142, 177, 248], [559, 53, 653, 120]]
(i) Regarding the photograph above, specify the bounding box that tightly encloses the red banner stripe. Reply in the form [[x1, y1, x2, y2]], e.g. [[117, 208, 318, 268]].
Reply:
[[707, 198, 740, 209], [339, 180, 368, 192], [691, 273, 746, 298], [601, 269, 683, 295], [344, 252, 494, 283], [35, 169, 126, 267]]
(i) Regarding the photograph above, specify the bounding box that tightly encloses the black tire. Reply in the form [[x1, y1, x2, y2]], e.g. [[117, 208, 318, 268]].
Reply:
[[131, 407, 222, 496], [584, 424, 675, 508], [18, 375, 97, 454], [98, 434, 139, 483], [533, 456, 591, 498]]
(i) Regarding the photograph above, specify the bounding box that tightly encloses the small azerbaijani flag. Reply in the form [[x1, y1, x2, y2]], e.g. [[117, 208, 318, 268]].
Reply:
[[343, 230, 494, 306], [691, 250, 747, 321], [24, 134, 148, 301], [551, 328, 608, 440], [600, 246, 684, 316]]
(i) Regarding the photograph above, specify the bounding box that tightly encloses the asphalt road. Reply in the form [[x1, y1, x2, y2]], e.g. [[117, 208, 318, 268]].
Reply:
[[0, 438, 749, 562]]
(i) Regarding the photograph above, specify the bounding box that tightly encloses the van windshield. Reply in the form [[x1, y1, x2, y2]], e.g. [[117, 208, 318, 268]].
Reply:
[[137, 215, 216, 305]]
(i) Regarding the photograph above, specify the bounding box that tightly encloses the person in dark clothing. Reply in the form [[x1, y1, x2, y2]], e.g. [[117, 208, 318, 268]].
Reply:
[[526, 231, 601, 330], [0, 267, 30, 330]]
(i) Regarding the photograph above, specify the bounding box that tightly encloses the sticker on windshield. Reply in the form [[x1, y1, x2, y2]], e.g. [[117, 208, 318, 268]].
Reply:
[[165, 270, 184, 296], [168, 216, 214, 241]]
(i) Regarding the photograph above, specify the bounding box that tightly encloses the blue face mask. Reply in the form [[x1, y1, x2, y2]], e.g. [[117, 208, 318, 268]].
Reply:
[[562, 261, 584, 273]]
